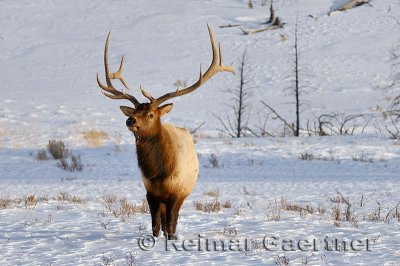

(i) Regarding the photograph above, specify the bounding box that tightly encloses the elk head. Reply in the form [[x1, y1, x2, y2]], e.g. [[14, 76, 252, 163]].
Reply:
[[96, 25, 235, 140]]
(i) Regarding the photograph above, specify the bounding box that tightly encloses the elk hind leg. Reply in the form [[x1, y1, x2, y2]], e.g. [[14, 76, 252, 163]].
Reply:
[[166, 197, 185, 240], [160, 203, 167, 236]]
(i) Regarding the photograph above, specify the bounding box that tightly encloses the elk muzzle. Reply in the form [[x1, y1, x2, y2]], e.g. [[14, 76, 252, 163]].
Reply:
[[126, 118, 140, 133]]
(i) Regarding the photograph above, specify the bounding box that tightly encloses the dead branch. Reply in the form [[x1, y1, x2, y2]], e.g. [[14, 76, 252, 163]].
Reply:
[[261, 101, 295, 133], [190, 122, 206, 134], [329, 0, 370, 15], [219, 24, 241, 29], [239, 24, 283, 35]]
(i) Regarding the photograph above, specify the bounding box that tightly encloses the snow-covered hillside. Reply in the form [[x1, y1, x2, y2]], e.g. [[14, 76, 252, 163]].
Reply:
[[1, 0, 399, 265]]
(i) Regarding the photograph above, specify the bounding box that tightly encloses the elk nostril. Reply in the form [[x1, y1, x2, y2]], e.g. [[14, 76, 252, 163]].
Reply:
[[126, 118, 136, 127]]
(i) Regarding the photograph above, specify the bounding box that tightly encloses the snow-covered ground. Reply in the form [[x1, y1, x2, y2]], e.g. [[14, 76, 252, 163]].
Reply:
[[1, 0, 400, 265]]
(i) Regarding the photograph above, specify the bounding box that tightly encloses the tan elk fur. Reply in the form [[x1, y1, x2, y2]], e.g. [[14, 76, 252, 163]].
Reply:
[[139, 123, 199, 201]]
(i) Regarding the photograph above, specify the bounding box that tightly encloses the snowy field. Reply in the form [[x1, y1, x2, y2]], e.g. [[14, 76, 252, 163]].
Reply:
[[1, 0, 400, 265]]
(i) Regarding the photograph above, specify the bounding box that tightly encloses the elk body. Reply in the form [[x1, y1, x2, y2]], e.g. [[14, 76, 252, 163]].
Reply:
[[96, 25, 234, 239]]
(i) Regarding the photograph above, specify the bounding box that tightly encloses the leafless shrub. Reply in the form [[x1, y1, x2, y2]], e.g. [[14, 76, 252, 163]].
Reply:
[[276, 254, 290, 266], [0, 197, 12, 209], [299, 151, 338, 162], [266, 199, 282, 221], [125, 251, 139, 266], [329, 190, 358, 228], [385, 116, 400, 140], [208, 153, 219, 168], [63, 176, 77, 182], [384, 202, 400, 223], [222, 200, 232, 208], [298, 257, 308, 265], [352, 154, 373, 163], [362, 201, 400, 223], [46, 213, 53, 224], [242, 186, 256, 196], [318, 204, 326, 216], [36, 149, 49, 160], [223, 224, 238, 236], [193, 198, 232, 213], [57, 158, 69, 170], [312, 113, 373, 136], [47, 139, 69, 159], [367, 202, 382, 221], [101, 254, 116, 266], [299, 152, 314, 160], [71, 155, 83, 171], [57, 155, 84, 172], [101, 193, 118, 211]]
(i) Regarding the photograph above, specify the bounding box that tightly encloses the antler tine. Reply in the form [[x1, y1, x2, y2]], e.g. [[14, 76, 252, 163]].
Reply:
[[96, 31, 140, 107], [111, 55, 130, 90], [152, 24, 235, 106], [140, 85, 155, 102]]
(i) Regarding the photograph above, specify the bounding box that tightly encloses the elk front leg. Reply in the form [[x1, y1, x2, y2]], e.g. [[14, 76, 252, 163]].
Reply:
[[146, 193, 161, 237], [166, 197, 185, 240], [160, 203, 167, 236]]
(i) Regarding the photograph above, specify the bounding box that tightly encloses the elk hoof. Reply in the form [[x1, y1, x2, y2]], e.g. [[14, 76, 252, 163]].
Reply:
[[167, 234, 176, 240]]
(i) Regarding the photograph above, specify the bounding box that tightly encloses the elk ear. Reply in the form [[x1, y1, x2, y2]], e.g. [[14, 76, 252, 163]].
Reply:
[[158, 103, 173, 117], [120, 106, 135, 117]]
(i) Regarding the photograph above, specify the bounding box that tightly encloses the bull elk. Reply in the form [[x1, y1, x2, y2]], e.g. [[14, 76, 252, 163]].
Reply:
[[96, 25, 234, 239]]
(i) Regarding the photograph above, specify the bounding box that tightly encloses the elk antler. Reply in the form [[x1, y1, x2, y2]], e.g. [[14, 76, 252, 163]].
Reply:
[[143, 24, 235, 106], [96, 31, 140, 107]]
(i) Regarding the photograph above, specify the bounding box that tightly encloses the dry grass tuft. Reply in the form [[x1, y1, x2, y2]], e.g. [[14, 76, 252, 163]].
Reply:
[[55, 192, 85, 204], [117, 198, 150, 218], [24, 194, 37, 209], [81, 129, 108, 147], [204, 188, 219, 197], [100, 193, 149, 221], [193, 198, 232, 213], [0, 194, 49, 209]]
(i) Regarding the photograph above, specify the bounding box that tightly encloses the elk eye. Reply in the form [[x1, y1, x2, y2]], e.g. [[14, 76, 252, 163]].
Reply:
[[148, 113, 154, 119]]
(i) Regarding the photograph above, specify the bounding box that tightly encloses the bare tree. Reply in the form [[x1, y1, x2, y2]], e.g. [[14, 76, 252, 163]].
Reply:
[[385, 40, 400, 139], [267, 1, 277, 24], [260, 15, 302, 137], [389, 42, 400, 118], [294, 15, 300, 136], [214, 49, 253, 138]]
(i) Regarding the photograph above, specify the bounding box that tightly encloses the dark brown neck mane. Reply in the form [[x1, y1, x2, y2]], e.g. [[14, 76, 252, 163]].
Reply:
[[135, 125, 176, 180]]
